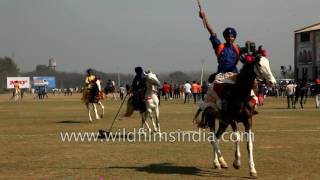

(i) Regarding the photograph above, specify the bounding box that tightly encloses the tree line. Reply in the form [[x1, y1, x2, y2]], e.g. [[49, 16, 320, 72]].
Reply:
[[0, 57, 210, 91]]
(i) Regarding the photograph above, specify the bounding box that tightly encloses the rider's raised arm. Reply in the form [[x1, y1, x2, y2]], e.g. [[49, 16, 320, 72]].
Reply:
[[199, 11, 216, 36]]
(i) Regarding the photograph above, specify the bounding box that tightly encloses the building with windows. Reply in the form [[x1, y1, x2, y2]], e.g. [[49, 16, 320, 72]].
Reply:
[[294, 23, 320, 81]]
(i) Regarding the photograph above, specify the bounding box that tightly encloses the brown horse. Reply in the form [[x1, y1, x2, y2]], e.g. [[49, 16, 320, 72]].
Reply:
[[195, 55, 276, 178]]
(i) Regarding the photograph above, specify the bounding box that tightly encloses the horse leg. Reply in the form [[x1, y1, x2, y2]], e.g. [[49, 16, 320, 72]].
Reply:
[[147, 108, 157, 132], [97, 101, 105, 118], [113, 93, 117, 101], [140, 112, 151, 132], [210, 127, 221, 169], [231, 121, 241, 169], [18, 93, 22, 102], [155, 106, 160, 133], [213, 122, 229, 169], [86, 103, 93, 122], [244, 113, 257, 177], [92, 103, 100, 120]]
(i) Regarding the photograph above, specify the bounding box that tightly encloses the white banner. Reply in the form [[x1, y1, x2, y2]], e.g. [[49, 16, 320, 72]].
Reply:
[[7, 77, 31, 89]]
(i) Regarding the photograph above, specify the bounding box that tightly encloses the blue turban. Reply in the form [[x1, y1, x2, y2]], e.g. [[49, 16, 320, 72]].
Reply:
[[223, 27, 237, 39]]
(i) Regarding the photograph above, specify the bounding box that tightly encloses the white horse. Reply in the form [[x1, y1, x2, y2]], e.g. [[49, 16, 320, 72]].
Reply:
[[141, 71, 161, 132], [10, 88, 21, 102], [82, 79, 105, 122], [124, 71, 161, 132]]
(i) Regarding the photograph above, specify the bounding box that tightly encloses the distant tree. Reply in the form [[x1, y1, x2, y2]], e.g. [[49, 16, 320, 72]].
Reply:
[[168, 71, 190, 84], [0, 57, 20, 90], [35, 64, 50, 72], [0, 57, 19, 76]]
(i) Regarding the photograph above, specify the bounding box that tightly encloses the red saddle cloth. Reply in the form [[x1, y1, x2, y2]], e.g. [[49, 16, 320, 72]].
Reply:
[[96, 92, 104, 100]]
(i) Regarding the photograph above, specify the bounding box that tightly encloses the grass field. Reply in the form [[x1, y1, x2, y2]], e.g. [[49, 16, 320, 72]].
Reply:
[[0, 93, 320, 180]]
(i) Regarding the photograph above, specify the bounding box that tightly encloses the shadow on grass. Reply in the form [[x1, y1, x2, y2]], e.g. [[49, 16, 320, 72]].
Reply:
[[109, 163, 238, 178], [56, 120, 82, 123], [270, 107, 292, 110]]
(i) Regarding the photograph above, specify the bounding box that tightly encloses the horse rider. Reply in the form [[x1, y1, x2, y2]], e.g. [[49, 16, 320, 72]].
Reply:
[[82, 68, 97, 102], [11, 80, 21, 100], [85, 69, 96, 88], [131, 66, 146, 111], [14, 80, 21, 95], [104, 79, 115, 94], [198, 10, 240, 112]]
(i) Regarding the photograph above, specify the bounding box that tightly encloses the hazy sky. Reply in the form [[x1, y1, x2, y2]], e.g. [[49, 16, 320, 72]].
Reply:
[[0, 0, 320, 74]]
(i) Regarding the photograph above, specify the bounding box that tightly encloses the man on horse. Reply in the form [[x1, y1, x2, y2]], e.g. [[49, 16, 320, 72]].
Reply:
[[131, 66, 146, 112], [82, 68, 99, 103], [10, 80, 21, 101], [198, 10, 240, 111]]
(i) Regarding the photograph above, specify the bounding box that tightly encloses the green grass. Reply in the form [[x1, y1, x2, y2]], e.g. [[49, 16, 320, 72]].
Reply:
[[0, 94, 320, 180]]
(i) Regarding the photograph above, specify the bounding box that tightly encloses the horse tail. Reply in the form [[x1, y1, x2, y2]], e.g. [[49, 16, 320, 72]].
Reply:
[[197, 107, 216, 129], [124, 96, 134, 117]]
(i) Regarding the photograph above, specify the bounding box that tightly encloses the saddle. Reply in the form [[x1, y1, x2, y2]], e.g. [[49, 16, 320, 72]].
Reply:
[[212, 72, 238, 99]]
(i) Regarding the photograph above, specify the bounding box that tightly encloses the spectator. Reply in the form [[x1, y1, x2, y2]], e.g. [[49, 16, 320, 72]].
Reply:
[[191, 81, 198, 104], [311, 79, 320, 108], [286, 81, 295, 109], [201, 81, 208, 101], [183, 81, 192, 104]]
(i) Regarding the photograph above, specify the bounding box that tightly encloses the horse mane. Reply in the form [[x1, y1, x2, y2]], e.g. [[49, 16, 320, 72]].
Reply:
[[224, 58, 258, 119], [234, 62, 257, 101]]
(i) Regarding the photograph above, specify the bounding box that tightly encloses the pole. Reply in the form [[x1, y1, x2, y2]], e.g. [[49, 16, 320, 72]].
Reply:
[[200, 59, 205, 86], [117, 66, 120, 91], [107, 93, 128, 132], [118, 72, 120, 88]]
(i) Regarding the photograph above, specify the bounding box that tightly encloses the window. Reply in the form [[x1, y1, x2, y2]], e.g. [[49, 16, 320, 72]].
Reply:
[[300, 32, 310, 42]]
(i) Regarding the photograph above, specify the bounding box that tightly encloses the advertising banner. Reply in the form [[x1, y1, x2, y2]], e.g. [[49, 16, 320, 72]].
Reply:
[[7, 77, 31, 89], [33, 76, 56, 88]]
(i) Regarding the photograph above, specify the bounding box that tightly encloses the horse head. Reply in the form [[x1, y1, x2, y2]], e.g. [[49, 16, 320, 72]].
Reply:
[[144, 71, 161, 87], [240, 54, 276, 87], [253, 56, 276, 87]]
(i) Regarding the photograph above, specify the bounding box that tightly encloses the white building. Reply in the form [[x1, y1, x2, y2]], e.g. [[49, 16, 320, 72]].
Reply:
[[294, 23, 320, 81]]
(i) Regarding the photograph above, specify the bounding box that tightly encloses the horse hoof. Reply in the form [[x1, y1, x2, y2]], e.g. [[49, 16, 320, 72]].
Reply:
[[250, 172, 258, 178], [233, 161, 240, 169], [213, 160, 221, 169], [100, 114, 104, 118], [213, 165, 221, 169], [218, 157, 228, 168]]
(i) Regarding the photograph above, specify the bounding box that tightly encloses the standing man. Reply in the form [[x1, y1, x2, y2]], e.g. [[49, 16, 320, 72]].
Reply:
[[119, 84, 126, 100], [162, 82, 170, 101], [201, 81, 208, 101], [311, 79, 320, 108], [286, 81, 295, 109], [183, 81, 192, 104], [191, 81, 198, 104]]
